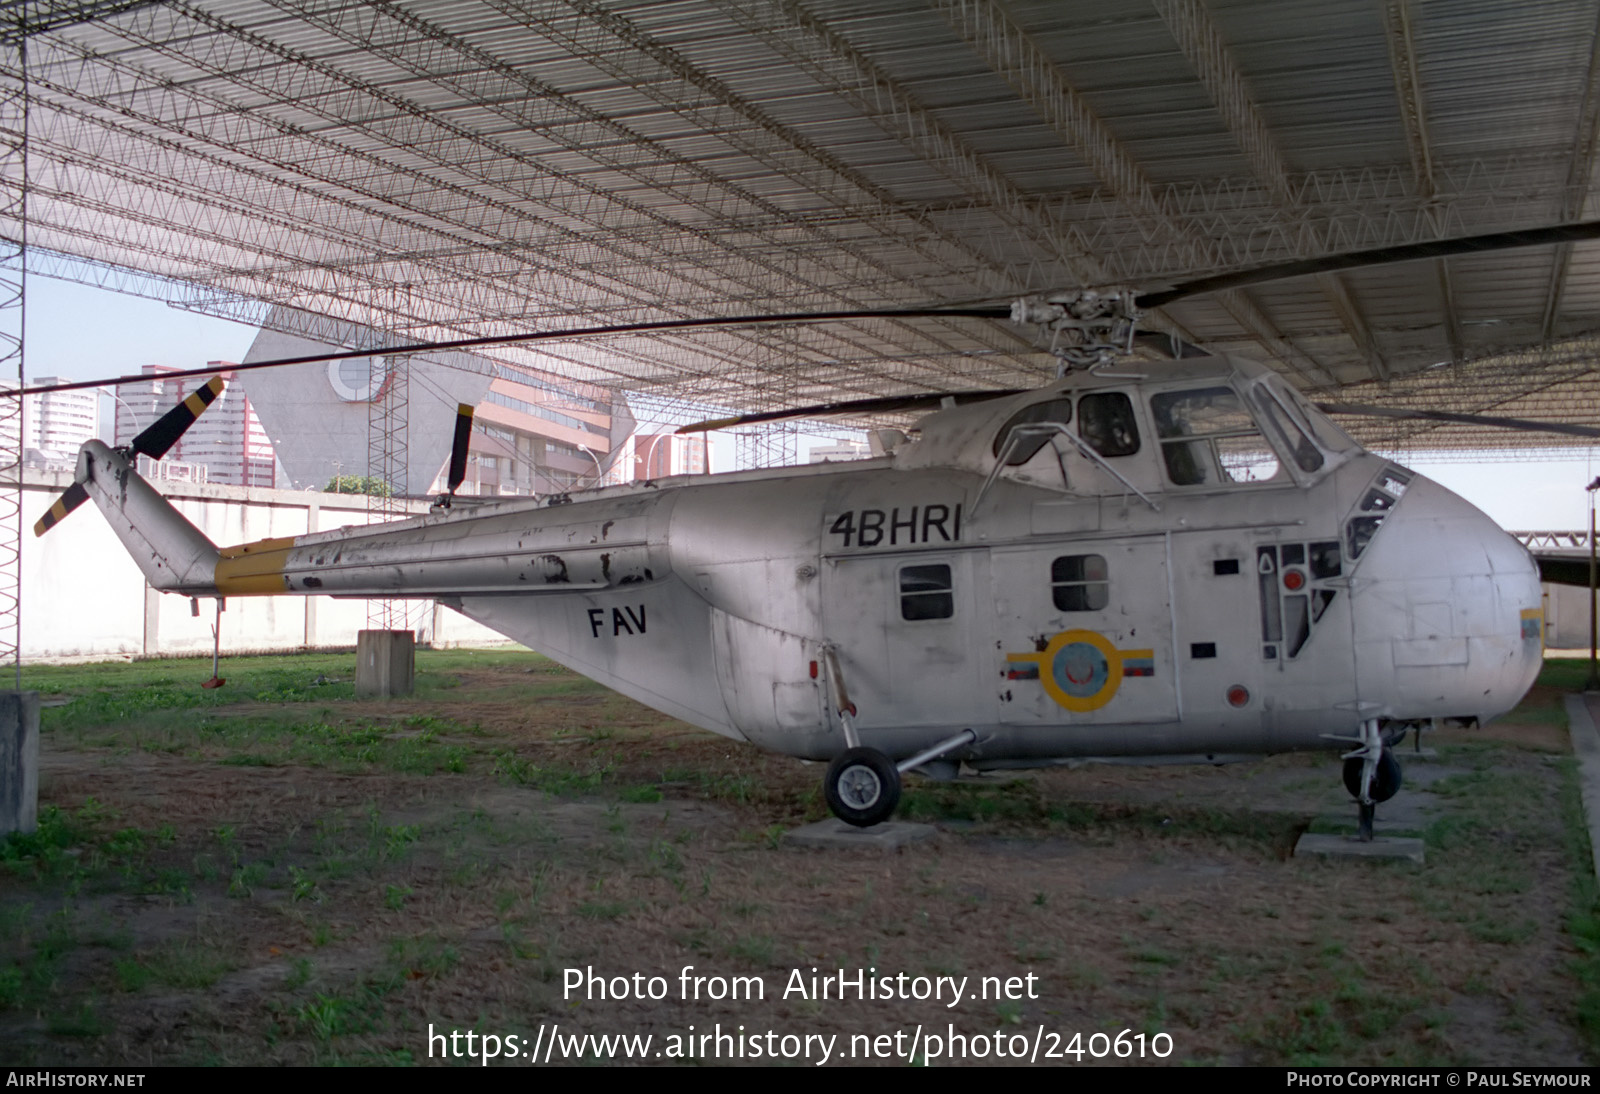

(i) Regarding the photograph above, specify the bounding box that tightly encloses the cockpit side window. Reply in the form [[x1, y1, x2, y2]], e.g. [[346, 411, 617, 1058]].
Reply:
[[1150, 387, 1281, 486], [1077, 392, 1140, 457], [992, 398, 1074, 466], [1251, 388, 1324, 473], [1270, 377, 1357, 453]]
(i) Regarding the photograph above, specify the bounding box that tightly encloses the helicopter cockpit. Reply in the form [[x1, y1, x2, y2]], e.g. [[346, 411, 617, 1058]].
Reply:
[[900, 356, 1359, 501]]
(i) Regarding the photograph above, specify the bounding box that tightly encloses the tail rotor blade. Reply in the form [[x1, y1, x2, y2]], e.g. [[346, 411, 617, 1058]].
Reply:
[[446, 403, 474, 496], [130, 375, 225, 461], [33, 480, 88, 537]]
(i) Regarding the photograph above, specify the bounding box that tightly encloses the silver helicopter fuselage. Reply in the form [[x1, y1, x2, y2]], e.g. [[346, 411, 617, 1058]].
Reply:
[[75, 354, 1544, 771]]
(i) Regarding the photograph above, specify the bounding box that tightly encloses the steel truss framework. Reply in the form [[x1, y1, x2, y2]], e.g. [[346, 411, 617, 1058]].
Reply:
[[4, 0, 1600, 456]]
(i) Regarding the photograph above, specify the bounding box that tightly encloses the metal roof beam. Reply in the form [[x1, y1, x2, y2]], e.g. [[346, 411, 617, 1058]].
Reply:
[[1156, 0, 1384, 379], [1151, 0, 1295, 208], [1539, 4, 1600, 345], [934, 0, 1321, 375], [710, 0, 1110, 289], [1382, 0, 1467, 375]]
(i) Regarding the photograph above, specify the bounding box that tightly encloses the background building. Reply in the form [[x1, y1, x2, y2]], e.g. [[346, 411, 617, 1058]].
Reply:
[[622, 431, 708, 482], [114, 364, 281, 488], [808, 438, 869, 463], [238, 310, 634, 499], [22, 376, 96, 469]]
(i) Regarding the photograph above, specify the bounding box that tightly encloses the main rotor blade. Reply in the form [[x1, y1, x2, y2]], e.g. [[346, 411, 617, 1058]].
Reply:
[[1139, 220, 1600, 309], [446, 403, 474, 495], [5, 308, 1011, 399], [32, 481, 88, 537], [130, 375, 226, 460], [1317, 402, 1600, 440], [676, 388, 1027, 434]]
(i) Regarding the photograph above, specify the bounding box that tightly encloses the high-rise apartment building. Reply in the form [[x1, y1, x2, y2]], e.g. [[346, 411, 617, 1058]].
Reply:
[[621, 431, 708, 482], [23, 377, 97, 467], [114, 364, 280, 488]]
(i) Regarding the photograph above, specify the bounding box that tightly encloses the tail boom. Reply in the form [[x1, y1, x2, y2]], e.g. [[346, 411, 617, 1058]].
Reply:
[[75, 440, 221, 595]]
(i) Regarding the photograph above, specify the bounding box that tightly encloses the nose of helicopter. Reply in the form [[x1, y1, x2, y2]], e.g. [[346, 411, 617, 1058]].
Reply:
[[1348, 470, 1544, 724]]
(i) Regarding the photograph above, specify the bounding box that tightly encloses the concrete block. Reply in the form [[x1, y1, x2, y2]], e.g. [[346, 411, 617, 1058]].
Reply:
[[0, 691, 39, 836], [1294, 832, 1425, 864], [782, 818, 937, 850], [356, 629, 415, 699]]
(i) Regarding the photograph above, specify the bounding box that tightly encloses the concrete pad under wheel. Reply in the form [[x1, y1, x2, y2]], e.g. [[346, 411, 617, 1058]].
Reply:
[[782, 819, 937, 850], [1294, 832, 1425, 864]]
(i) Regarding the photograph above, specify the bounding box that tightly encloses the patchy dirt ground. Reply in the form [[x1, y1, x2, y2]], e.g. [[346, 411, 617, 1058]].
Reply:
[[1, 651, 1594, 1066]]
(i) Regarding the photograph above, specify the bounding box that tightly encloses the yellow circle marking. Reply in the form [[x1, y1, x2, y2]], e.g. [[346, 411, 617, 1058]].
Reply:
[[1008, 629, 1124, 713]]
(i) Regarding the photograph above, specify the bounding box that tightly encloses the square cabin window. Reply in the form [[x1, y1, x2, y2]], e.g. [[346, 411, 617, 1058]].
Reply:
[[900, 563, 954, 621], [1052, 554, 1109, 611]]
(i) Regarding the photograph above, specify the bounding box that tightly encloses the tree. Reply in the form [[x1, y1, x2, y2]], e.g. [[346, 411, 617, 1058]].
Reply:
[[325, 475, 392, 496]]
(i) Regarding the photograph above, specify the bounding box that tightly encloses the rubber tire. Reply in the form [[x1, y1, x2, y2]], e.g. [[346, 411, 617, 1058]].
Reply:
[[1342, 749, 1403, 803], [824, 747, 901, 828]]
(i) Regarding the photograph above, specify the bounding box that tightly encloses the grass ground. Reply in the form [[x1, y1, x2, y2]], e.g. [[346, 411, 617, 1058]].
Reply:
[[0, 648, 1594, 1066]]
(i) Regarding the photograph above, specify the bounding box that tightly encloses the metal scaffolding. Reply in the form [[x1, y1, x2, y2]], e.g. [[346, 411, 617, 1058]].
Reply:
[[0, 7, 24, 684]]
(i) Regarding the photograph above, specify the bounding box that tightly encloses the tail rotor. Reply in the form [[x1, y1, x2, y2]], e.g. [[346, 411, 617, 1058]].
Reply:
[[34, 375, 225, 537]]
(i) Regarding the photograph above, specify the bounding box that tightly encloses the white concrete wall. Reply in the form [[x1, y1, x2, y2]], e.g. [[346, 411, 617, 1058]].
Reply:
[[1545, 581, 1597, 650], [20, 470, 507, 660]]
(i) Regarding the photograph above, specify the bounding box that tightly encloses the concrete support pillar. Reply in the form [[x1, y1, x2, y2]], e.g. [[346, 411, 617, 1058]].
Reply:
[[356, 629, 414, 698], [0, 691, 39, 835], [304, 500, 320, 648], [143, 583, 160, 656]]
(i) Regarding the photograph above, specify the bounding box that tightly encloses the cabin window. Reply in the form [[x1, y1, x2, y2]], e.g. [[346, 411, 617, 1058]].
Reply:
[[1051, 554, 1109, 611], [899, 563, 954, 620], [993, 398, 1074, 465], [1077, 392, 1140, 457], [1150, 387, 1281, 486]]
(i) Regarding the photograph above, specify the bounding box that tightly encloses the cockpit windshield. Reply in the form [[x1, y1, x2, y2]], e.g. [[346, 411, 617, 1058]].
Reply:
[[1251, 387, 1324, 473], [1150, 387, 1281, 486]]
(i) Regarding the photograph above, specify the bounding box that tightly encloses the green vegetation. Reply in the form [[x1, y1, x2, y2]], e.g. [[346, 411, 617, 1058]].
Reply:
[[0, 650, 1595, 1065], [324, 475, 392, 496]]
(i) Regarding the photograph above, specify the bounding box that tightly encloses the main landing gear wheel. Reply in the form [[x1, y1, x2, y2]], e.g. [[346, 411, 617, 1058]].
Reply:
[[1342, 749, 1403, 803], [1342, 746, 1402, 842], [824, 746, 901, 828]]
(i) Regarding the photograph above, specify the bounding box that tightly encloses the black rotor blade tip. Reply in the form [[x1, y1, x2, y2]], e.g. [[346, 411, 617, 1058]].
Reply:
[[33, 480, 88, 537], [131, 375, 226, 461], [447, 404, 474, 495]]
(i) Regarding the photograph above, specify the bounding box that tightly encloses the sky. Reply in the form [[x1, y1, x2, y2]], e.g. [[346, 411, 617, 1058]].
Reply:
[[22, 275, 1600, 529]]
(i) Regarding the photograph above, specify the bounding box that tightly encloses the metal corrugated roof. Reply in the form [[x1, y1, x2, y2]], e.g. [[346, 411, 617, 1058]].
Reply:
[[9, 0, 1600, 449]]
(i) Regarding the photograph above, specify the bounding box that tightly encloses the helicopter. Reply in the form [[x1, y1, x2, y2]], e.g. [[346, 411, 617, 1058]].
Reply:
[[25, 223, 1600, 840]]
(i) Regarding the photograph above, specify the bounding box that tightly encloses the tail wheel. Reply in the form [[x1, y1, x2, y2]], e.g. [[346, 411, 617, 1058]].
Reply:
[[823, 746, 901, 828], [1342, 748, 1403, 803]]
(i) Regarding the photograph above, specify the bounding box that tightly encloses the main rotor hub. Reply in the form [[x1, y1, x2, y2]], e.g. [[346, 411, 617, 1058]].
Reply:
[[1011, 289, 1143, 372]]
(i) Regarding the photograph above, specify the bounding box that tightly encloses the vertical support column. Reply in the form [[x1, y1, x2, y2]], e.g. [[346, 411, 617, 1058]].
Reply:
[[0, 690, 36, 835], [735, 422, 799, 470], [0, 7, 26, 680], [303, 497, 319, 648], [366, 349, 411, 634], [0, 10, 33, 838], [142, 583, 160, 655]]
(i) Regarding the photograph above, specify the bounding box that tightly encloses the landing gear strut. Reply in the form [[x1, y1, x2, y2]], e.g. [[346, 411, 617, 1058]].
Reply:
[[1336, 718, 1403, 841]]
